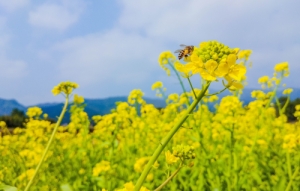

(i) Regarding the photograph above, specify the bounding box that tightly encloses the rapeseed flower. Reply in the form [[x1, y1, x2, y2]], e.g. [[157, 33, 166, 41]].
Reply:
[[165, 150, 179, 164], [134, 157, 150, 173], [116, 182, 150, 191], [258, 76, 269, 84], [283, 88, 293, 95], [128, 89, 145, 105], [238, 50, 252, 60], [73, 94, 84, 104], [92, 160, 111, 176], [151, 81, 163, 90], [274, 62, 289, 72], [26, 107, 43, 118], [218, 54, 247, 89], [158, 51, 176, 76], [0, 121, 6, 128], [174, 61, 192, 78], [52, 81, 79, 96]]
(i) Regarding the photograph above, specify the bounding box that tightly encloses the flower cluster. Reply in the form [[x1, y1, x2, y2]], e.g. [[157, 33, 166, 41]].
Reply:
[[174, 40, 248, 89], [51, 81, 79, 96], [128, 89, 145, 105], [172, 144, 196, 160]]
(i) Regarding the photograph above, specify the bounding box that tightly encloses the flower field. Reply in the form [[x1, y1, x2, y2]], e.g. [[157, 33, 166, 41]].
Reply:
[[1, 41, 300, 191]]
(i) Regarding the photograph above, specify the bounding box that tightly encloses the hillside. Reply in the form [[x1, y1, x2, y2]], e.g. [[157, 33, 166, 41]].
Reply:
[[0, 88, 299, 123]]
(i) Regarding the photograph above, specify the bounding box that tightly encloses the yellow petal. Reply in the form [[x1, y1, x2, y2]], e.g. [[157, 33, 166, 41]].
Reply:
[[228, 65, 246, 81], [215, 62, 228, 77], [191, 54, 199, 62], [205, 60, 218, 74], [232, 82, 244, 89], [174, 62, 185, 72], [227, 54, 237, 67], [199, 68, 217, 81]]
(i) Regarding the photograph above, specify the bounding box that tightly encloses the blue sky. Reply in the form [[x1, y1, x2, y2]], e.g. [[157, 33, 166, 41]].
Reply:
[[0, 0, 299, 106]]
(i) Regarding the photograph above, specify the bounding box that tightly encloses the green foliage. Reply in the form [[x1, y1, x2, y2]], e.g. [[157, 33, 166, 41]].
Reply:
[[277, 97, 300, 121], [0, 109, 26, 128]]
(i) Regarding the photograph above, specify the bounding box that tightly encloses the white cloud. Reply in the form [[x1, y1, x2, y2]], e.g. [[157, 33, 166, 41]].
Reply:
[[117, 0, 300, 88], [28, 1, 84, 31], [0, 55, 27, 80], [52, 30, 165, 86], [118, 1, 300, 43], [0, 0, 29, 12], [50, 0, 300, 93]]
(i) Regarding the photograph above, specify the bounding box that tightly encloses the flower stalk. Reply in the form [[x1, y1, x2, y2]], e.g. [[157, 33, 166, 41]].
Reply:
[[24, 95, 69, 191], [134, 82, 210, 191]]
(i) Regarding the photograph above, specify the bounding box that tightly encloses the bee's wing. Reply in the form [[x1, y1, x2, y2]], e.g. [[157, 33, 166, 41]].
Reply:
[[174, 49, 181, 53], [180, 44, 187, 47]]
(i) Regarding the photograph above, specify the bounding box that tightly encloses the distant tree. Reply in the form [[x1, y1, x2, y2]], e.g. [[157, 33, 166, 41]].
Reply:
[[277, 97, 300, 121], [0, 108, 26, 128], [0, 108, 56, 128], [11, 108, 25, 117]]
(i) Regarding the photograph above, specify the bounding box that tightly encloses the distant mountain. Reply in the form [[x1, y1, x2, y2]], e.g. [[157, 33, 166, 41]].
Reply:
[[0, 98, 26, 115], [36, 97, 166, 123], [0, 88, 299, 123]]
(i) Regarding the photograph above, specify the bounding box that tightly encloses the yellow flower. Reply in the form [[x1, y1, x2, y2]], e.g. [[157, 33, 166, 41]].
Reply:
[[134, 157, 150, 173], [128, 89, 145, 105], [116, 182, 150, 191], [251, 90, 266, 99], [151, 81, 163, 90], [218, 54, 246, 89], [274, 62, 289, 72], [0, 121, 6, 128], [92, 161, 110, 176], [124, 182, 135, 191], [197, 60, 219, 81], [258, 76, 269, 84], [224, 76, 244, 89], [185, 54, 221, 81], [74, 94, 84, 104], [185, 53, 204, 74], [17, 169, 35, 181], [223, 54, 246, 81], [238, 50, 252, 60], [158, 51, 176, 76], [283, 88, 293, 95], [52, 81, 79, 96], [174, 61, 192, 78], [152, 161, 159, 169], [165, 150, 179, 164], [146, 173, 154, 181], [26, 107, 43, 118], [208, 95, 218, 102]]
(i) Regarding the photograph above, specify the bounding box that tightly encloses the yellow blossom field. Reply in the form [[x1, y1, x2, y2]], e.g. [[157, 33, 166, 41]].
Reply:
[[1, 41, 300, 191]]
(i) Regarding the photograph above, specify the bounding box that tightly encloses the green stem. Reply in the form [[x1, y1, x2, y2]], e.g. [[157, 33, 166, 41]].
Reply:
[[187, 77, 196, 98], [24, 96, 69, 191], [154, 162, 184, 191], [285, 166, 299, 191], [134, 82, 211, 191], [265, 75, 283, 108], [281, 95, 290, 115], [168, 61, 190, 105], [287, 152, 292, 179], [159, 87, 167, 102], [206, 86, 229, 97]]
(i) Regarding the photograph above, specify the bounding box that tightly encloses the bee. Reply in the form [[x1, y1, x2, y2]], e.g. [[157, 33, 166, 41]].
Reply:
[[174, 44, 194, 60]]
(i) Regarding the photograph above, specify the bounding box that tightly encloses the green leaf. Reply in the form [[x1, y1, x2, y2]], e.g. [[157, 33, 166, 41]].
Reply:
[[0, 184, 18, 191], [60, 183, 73, 191]]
